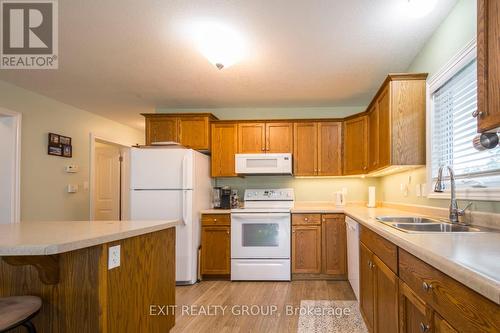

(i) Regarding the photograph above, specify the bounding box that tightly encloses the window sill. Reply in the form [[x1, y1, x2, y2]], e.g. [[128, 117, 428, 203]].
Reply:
[[427, 188, 500, 202]]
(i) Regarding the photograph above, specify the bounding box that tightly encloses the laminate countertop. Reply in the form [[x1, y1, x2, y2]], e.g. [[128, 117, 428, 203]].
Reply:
[[298, 204, 500, 305], [202, 203, 500, 304], [0, 219, 180, 256]]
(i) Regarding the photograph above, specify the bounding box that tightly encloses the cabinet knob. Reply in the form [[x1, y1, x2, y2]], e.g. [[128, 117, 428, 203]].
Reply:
[[322, 218, 325, 222], [261, 148, 265, 151], [214, 219, 217, 222], [422, 281, 433, 292], [419, 322, 430, 333], [472, 110, 484, 118], [368, 261, 372, 268], [292, 230, 296, 233], [304, 217, 308, 221], [226, 231, 230, 234]]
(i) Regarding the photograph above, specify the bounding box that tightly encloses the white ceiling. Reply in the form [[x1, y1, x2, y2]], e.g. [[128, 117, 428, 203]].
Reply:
[[0, 0, 457, 129]]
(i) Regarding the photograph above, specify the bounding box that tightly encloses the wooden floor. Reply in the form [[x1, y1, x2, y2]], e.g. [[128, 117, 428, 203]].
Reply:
[[172, 280, 356, 333]]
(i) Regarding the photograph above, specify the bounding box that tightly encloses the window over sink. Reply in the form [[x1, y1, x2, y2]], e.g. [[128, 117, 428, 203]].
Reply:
[[427, 40, 500, 201]]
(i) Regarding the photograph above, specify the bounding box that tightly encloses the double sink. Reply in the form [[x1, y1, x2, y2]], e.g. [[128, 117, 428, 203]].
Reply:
[[376, 216, 487, 233]]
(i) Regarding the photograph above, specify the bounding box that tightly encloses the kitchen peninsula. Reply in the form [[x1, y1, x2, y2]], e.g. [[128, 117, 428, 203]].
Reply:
[[0, 220, 178, 332]]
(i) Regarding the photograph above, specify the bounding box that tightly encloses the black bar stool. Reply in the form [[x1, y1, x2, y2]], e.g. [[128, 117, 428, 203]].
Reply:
[[0, 296, 41, 333]]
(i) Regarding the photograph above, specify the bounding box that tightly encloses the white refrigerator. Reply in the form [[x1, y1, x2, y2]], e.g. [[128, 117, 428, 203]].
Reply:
[[129, 147, 211, 285]]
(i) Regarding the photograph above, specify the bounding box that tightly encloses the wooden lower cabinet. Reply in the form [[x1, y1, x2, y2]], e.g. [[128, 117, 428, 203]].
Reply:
[[399, 281, 433, 333], [433, 313, 457, 333], [201, 214, 231, 277], [292, 225, 321, 273], [292, 214, 346, 278], [321, 214, 347, 275], [360, 241, 398, 333], [360, 242, 375, 331]]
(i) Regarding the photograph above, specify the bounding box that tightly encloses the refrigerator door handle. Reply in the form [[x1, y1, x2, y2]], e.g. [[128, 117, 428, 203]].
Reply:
[[181, 189, 188, 225]]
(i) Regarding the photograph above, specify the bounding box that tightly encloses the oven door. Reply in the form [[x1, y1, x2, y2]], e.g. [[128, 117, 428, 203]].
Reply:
[[231, 213, 290, 259]]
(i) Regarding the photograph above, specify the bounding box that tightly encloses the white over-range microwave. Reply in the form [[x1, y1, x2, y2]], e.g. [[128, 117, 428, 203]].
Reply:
[[235, 153, 292, 175]]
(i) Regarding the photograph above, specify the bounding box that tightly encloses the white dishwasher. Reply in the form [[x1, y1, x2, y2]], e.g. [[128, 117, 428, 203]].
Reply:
[[346, 216, 360, 301]]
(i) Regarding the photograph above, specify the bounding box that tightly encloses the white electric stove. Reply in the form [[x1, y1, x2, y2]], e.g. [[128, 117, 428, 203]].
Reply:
[[230, 188, 294, 281]]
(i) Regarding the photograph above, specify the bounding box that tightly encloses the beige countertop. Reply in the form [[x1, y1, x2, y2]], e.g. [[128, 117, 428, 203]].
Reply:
[[0, 220, 180, 256], [202, 203, 500, 304]]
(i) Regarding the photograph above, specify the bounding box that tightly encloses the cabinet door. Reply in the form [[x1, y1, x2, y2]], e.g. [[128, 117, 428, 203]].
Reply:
[[293, 122, 318, 176], [373, 255, 399, 333], [343, 116, 368, 175], [317, 122, 342, 176], [238, 123, 266, 153], [399, 281, 432, 333], [478, 0, 500, 132], [360, 242, 375, 331], [201, 226, 230, 275], [266, 122, 293, 153], [434, 313, 457, 333], [377, 86, 391, 168], [368, 105, 380, 172], [321, 214, 347, 276], [211, 123, 238, 177], [146, 117, 178, 145], [178, 117, 210, 150], [292, 225, 321, 274]]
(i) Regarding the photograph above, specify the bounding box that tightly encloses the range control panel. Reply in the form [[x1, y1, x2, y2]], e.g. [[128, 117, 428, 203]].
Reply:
[[244, 188, 295, 201]]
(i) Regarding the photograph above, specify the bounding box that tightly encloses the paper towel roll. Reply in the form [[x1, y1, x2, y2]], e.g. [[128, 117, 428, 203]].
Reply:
[[367, 186, 376, 208]]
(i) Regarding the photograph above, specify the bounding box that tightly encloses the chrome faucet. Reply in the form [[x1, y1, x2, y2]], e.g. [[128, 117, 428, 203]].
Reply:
[[434, 166, 472, 223]]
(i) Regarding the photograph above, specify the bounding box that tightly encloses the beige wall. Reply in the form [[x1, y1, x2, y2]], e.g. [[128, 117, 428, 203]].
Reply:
[[0, 80, 143, 222]]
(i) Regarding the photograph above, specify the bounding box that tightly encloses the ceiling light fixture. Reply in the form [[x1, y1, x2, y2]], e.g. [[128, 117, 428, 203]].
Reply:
[[187, 21, 248, 70], [403, 0, 438, 18]]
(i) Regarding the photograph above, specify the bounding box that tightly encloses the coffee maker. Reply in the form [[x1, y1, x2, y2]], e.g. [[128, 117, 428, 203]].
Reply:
[[212, 186, 232, 209]]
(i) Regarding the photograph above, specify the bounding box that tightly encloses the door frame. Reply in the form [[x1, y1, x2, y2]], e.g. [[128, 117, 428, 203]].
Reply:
[[0, 108, 22, 224], [89, 132, 132, 221]]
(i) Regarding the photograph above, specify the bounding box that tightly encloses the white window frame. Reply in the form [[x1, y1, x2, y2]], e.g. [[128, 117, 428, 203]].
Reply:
[[426, 38, 500, 201]]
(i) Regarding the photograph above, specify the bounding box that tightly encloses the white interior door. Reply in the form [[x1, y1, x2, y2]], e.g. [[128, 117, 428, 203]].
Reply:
[[94, 142, 121, 220], [0, 116, 16, 224]]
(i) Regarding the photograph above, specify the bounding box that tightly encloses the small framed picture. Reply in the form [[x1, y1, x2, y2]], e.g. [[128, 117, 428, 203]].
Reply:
[[48, 145, 63, 156], [59, 135, 72, 145], [62, 144, 72, 158], [48, 133, 60, 145]]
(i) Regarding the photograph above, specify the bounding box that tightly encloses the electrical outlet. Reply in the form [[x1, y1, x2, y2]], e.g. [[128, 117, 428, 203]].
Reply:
[[108, 245, 121, 270], [416, 184, 422, 197]]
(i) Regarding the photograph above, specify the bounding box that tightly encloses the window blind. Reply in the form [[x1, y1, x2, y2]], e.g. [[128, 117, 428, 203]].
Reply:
[[431, 59, 500, 181]]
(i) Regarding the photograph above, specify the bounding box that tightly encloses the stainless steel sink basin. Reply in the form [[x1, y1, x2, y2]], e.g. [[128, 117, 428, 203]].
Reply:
[[390, 223, 483, 233], [376, 216, 445, 224]]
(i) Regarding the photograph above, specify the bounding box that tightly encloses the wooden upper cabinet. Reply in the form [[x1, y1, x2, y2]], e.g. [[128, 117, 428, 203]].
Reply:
[[344, 115, 368, 175], [477, 0, 500, 132], [293, 122, 318, 176], [238, 123, 266, 153], [179, 116, 210, 150], [292, 225, 321, 274], [266, 122, 293, 153], [368, 105, 380, 172], [211, 123, 238, 177], [377, 86, 391, 169], [145, 117, 178, 145], [143, 113, 218, 150], [318, 122, 342, 176], [321, 214, 346, 276]]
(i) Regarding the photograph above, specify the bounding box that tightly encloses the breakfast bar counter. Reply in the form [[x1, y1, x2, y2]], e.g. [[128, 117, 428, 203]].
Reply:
[[0, 220, 179, 332]]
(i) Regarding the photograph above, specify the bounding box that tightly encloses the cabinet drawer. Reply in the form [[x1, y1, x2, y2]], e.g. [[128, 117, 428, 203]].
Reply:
[[360, 226, 398, 273], [292, 214, 321, 225], [399, 250, 500, 333], [201, 214, 230, 226]]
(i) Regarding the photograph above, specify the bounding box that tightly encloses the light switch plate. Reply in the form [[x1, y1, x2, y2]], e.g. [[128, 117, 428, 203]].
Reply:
[[108, 245, 121, 270], [67, 184, 78, 193]]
